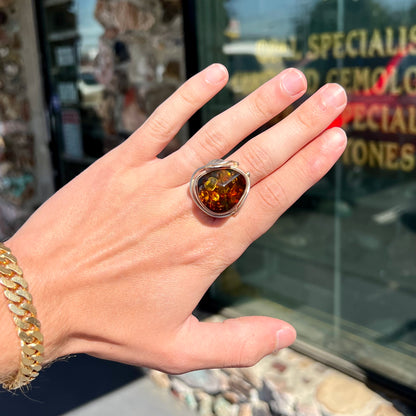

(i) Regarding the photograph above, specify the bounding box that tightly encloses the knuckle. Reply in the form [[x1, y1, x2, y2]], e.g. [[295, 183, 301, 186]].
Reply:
[[242, 141, 273, 178], [294, 152, 314, 180], [258, 176, 288, 211], [176, 85, 200, 108], [242, 355, 261, 368], [196, 122, 227, 156], [249, 89, 274, 120], [182, 141, 203, 168], [157, 344, 191, 375], [146, 110, 172, 137], [222, 320, 261, 368], [293, 109, 315, 132], [231, 330, 262, 368], [162, 360, 187, 375], [235, 343, 259, 368]]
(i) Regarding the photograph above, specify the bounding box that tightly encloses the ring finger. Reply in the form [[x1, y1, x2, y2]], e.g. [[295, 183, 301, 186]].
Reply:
[[232, 127, 347, 246], [230, 83, 347, 186]]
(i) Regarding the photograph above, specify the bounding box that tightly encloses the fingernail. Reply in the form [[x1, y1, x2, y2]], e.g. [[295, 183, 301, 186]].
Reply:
[[320, 84, 347, 110], [327, 127, 347, 151], [331, 128, 347, 150], [205, 64, 228, 85], [281, 69, 306, 96], [274, 325, 296, 352]]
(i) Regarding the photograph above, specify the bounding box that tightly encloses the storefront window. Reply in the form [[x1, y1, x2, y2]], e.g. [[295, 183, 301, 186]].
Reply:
[[190, 0, 416, 392], [0, 2, 53, 240], [41, 0, 185, 184]]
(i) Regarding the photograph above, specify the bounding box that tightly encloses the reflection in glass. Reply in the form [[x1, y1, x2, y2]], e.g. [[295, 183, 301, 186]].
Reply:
[[204, 0, 416, 390], [42, 0, 186, 183]]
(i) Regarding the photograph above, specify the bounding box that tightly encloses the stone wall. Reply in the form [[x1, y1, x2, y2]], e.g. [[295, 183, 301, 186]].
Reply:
[[0, 0, 36, 239], [0, 0, 54, 240]]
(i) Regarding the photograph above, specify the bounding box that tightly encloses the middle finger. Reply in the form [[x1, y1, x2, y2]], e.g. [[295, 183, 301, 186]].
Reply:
[[231, 83, 347, 185], [166, 68, 307, 182]]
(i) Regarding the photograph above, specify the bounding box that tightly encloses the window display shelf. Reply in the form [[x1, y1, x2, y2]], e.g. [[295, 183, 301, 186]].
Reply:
[[44, 0, 72, 7], [48, 29, 79, 42]]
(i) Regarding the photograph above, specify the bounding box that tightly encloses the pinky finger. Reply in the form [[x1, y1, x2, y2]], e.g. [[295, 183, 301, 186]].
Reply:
[[238, 127, 347, 244]]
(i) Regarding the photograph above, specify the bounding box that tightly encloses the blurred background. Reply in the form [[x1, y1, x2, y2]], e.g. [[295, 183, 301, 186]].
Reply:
[[0, 0, 415, 414]]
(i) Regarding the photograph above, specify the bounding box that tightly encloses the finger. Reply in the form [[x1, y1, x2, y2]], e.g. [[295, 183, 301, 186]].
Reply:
[[173, 316, 296, 371], [122, 64, 229, 162], [166, 68, 307, 182], [235, 127, 347, 244], [231, 83, 347, 185]]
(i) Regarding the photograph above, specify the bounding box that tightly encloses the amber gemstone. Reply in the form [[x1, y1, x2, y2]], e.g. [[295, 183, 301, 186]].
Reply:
[[197, 168, 247, 214]]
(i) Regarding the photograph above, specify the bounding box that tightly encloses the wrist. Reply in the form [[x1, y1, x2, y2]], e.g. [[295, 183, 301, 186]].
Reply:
[[4, 235, 72, 367], [0, 241, 47, 388], [0, 283, 20, 381]]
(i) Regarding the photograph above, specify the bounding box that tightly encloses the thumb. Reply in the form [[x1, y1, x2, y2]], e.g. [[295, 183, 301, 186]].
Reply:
[[176, 316, 296, 371]]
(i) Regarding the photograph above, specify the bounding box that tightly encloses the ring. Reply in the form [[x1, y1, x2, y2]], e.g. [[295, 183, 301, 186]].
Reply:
[[190, 159, 250, 218]]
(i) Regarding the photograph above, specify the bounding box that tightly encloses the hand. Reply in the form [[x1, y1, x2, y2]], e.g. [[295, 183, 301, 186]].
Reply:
[[5, 64, 347, 374]]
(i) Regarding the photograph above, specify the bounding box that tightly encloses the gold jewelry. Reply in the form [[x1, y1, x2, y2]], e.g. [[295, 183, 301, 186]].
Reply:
[[190, 159, 250, 218], [0, 242, 44, 390]]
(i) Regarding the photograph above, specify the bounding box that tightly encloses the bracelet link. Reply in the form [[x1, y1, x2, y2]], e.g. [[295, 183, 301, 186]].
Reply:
[[0, 242, 44, 390]]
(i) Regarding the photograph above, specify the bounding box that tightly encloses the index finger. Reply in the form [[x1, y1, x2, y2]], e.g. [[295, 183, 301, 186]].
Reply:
[[166, 68, 307, 182], [123, 64, 229, 162]]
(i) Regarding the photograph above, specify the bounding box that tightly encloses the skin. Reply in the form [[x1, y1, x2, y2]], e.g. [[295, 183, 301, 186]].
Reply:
[[0, 65, 347, 382]]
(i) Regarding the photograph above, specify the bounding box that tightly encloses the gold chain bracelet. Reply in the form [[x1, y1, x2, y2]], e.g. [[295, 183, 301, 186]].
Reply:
[[0, 242, 44, 390]]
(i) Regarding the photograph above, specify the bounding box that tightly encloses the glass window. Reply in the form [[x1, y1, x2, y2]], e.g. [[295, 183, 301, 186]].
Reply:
[[41, 0, 186, 184], [191, 0, 416, 392]]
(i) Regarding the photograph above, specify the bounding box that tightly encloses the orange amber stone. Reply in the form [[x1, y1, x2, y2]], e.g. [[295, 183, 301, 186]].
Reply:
[[197, 168, 247, 214]]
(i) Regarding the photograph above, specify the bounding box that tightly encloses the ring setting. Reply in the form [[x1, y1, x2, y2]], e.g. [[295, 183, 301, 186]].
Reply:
[[190, 159, 250, 218]]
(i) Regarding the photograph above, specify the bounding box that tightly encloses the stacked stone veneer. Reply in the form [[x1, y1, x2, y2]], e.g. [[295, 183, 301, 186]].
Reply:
[[149, 325, 411, 416], [0, 0, 37, 239]]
